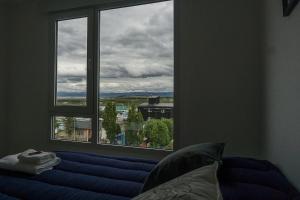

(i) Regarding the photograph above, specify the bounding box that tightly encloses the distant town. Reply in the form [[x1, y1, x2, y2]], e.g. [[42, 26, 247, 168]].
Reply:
[[54, 93, 174, 150]]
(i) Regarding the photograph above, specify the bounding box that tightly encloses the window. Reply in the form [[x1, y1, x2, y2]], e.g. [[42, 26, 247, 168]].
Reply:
[[56, 17, 88, 106], [50, 1, 174, 150], [53, 116, 92, 142]]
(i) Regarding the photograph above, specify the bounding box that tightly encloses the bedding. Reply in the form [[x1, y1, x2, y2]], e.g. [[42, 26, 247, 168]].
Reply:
[[0, 151, 157, 200], [0, 151, 299, 200], [142, 142, 225, 192], [0, 193, 18, 200], [0, 153, 61, 175], [219, 157, 300, 200], [133, 162, 223, 200]]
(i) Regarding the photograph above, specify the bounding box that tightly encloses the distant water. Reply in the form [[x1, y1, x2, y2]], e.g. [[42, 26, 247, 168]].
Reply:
[[58, 92, 173, 99]]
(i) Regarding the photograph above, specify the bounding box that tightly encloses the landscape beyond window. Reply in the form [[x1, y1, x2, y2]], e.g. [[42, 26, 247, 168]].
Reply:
[[99, 1, 174, 150], [52, 1, 174, 150], [56, 17, 88, 106]]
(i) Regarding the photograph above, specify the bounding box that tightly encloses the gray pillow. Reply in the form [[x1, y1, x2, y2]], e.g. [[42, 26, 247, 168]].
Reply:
[[142, 143, 225, 192], [133, 162, 223, 200]]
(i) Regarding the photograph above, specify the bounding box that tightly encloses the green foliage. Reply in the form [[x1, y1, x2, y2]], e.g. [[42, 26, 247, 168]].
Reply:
[[102, 102, 118, 143], [125, 104, 144, 146], [116, 124, 121, 134], [143, 119, 171, 148], [161, 118, 173, 140], [64, 117, 74, 136]]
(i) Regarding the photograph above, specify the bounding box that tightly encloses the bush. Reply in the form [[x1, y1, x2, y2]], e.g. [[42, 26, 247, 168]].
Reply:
[[143, 119, 171, 148], [161, 118, 173, 140]]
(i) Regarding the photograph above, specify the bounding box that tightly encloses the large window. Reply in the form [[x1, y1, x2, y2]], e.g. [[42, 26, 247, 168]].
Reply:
[[50, 1, 174, 150]]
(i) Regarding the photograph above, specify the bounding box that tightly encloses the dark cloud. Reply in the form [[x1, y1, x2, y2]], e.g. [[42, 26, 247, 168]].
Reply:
[[57, 17, 87, 59], [58, 1, 174, 94], [57, 41, 86, 58], [99, 1, 173, 83], [100, 65, 173, 78], [57, 75, 86, 83], [58, 25, 76, 35], [113, 30, 171, 58]]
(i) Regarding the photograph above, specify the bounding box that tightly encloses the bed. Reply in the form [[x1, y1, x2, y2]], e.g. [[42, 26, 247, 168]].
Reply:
[[219, 157, 300, 200], [0, 151, 299, 200]]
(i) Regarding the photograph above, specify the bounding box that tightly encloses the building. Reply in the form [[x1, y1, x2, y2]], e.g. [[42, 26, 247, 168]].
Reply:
[[138, 96, 173, 121], [116, 105, 128, 114], [74, 118, 92, 142]]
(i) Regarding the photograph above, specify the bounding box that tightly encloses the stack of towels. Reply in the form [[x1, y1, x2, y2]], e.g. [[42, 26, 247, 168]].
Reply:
[[0, 149, 61, 175]]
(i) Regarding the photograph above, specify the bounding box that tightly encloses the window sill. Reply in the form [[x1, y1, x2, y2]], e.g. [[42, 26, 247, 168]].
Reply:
[[48, 139, 173, 160]]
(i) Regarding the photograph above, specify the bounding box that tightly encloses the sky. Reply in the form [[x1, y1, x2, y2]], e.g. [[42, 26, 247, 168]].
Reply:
[[57, 1, 173, 97]]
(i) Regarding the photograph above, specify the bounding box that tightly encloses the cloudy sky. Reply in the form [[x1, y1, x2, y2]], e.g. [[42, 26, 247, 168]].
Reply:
[[57, 1, 173, 97]]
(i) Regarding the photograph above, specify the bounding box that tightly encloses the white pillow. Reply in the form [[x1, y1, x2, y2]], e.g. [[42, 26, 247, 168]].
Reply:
[[133, 162, 223, 200]]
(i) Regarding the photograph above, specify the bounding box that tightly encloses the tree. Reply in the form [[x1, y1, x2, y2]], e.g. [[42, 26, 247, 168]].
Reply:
[[125, 104, 144, 146], [64, 117, 75, 136], [102, 102, 118, 144], [161, 118, 173, 140], [116, 124, 121, 134], [143, 119, 171, 148]]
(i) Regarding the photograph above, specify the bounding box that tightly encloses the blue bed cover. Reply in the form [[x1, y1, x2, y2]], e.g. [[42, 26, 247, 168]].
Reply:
[[0, 151, 299, 200], [0, 151, 157, 200]]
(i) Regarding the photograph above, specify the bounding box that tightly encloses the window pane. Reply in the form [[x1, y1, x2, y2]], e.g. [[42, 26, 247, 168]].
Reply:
[[99, 1, 174, 150], [53, 116, 92, 142], [56, 17, 88, 106]]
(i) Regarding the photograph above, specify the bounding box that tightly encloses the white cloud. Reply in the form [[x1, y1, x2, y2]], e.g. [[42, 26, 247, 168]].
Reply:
[[57, 1, 174, 95], [100, 76, 174, 94]]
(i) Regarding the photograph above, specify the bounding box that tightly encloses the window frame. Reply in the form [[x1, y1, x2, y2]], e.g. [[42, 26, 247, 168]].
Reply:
[[49, 9, 95, 115], [48, 0, 178, 151]]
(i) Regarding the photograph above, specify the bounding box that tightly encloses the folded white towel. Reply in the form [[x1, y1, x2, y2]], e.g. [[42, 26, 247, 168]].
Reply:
[[18, 149, 56, 165], [0, 153, 61, 175]]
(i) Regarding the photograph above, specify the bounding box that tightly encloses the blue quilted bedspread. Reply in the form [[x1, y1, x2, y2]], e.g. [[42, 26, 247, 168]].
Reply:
[[219, 157, 300, 200], [0, 151, 299, 200], [0, 151, 157, 200]]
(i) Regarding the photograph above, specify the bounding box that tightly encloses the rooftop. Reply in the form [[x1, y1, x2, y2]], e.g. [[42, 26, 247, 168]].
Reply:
[[138, 102, 173, 108]]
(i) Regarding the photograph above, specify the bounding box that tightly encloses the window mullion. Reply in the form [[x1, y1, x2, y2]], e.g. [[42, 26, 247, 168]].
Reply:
[[88, 8, 99, 145], [87, 9, 95, 115]]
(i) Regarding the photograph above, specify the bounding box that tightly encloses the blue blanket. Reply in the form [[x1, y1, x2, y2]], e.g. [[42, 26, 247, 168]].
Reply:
[[0, 151, 157, 200], [0, 151, 299, 200], [219, 157, 300, 200]]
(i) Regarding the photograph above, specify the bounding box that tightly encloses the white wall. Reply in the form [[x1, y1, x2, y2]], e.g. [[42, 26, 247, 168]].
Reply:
[[5, 0, 263, 160], [263, 0, 300, 190], [0, 3, 8, 157]]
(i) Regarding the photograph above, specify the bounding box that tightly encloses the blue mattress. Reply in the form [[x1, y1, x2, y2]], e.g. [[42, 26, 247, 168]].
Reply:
[[0, 151, 299, 200], [219, 157, 300, 200], [0, 151, 157, 200]]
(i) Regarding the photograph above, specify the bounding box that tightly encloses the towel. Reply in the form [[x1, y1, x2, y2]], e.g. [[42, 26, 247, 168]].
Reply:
[[18, 149, 56, 165], [0, 153, 61, 175]]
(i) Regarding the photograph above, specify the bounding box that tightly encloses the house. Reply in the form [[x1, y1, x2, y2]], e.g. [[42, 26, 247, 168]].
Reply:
[[74, 118, 92, 142], [138, 96, 173, 120]]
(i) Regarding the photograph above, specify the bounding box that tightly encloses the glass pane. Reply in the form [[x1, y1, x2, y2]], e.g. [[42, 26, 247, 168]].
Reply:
[[56, 17, 88, 106], [99, 1, 174, 150], [53, 116, 92, 142]]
